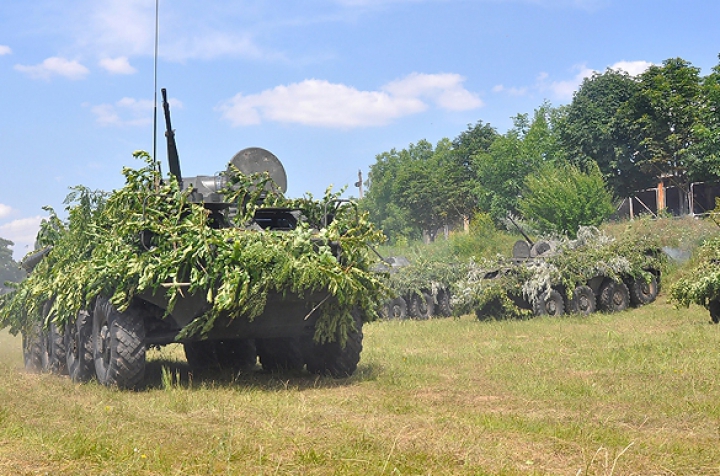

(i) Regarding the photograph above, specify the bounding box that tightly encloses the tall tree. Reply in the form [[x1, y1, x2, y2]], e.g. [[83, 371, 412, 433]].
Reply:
[[558, 68, 655, 198], [619, 57, 705, 213], [473, 104, 566, 222]]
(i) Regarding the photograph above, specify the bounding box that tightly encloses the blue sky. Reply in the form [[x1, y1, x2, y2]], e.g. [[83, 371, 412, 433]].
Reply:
[[1, 0, 719, 259]]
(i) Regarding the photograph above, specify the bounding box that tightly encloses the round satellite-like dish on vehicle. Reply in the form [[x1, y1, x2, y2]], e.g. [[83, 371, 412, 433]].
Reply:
[[227, 147, 287, 193]]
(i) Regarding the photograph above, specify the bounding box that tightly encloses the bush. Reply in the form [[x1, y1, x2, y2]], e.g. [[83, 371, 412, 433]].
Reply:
[[518, 162, 615, 238]]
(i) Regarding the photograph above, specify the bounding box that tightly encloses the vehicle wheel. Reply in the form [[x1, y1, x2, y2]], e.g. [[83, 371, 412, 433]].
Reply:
[[709, 300, 720, 324], [22, 321, 49, 373], [475, 297, 502, 321], [436, 289, 452, 317], [65, 311, 94, 382], [566, 285, 596, 315], [303, 311, 363, 378], [533, 289, 565, 316], [598, 281, 630, 313], [93, 296, 146, 389], [409, 292, 434, 320], [386, 297, 408, 320], [256, 338, 304, 372], [629, 274, 658, 306], [48, 322, 68, 375]]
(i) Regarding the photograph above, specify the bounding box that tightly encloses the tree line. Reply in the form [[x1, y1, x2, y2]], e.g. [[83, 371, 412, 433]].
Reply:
[[360, 56, 720, 242]]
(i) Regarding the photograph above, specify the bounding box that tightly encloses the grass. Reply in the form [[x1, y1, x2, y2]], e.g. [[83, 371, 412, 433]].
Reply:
[[0, 294, 719, 475]]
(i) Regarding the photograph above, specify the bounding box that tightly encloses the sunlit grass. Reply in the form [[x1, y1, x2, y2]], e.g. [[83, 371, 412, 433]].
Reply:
[[0, 293, 719, 474]]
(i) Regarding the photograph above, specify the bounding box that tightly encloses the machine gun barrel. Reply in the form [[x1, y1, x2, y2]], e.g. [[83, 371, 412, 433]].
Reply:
[[161, 88, 182, 186]]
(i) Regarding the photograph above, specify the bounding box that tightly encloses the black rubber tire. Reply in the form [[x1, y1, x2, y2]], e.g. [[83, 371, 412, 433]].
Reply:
[[566, 285, 596, 315], [22, 321, 49, 373], [409, 292, 434, 320], [436, 289, 452, 317], [475, 297, 502, 321], [629, 274, 659, 306], [49, 322, 68, 375], [93, 296, 146, 389], [709, 300, 720, 324], [598, 281, 630, 313], [533, 289, 565, 316], [387, 297, 408, 320], [303, 311, 363, 378], [65, 310, 94, 382], [256, 338, 304, 372]]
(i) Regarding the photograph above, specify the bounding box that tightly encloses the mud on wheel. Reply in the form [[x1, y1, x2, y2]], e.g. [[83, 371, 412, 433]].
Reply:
[[93, 296, 146, 389]]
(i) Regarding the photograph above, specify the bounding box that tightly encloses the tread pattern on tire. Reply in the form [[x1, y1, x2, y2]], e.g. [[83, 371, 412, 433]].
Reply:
[[409, 292, 434, 320], [93, 297, 146, 389], [304, 311, 363, 378], [66, 310, 94, 382], [629, 274, 658, 306], [532, 289, 565, 316], [598, 281, 630, 313], [566, 285, 596, 315]]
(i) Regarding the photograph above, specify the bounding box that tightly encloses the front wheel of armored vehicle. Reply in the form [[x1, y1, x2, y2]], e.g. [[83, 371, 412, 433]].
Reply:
[[629, 274, 658, 306], [409, 292, 434, 320], [22, 321, 49, 373], [598, 281, 630, 313], [566, 285, 596, 315], [533, 289, 565, 316], [65, 311, 94, 382], [303, 312, 363, 378], [93, 297, 146, 389], [708, 300, 720, 324]]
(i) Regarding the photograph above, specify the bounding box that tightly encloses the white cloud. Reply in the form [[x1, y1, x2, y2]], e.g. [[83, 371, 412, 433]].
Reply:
[[0, 216, 43, 260], [0, 45, 11, 56], [219, 73, 482, 129], [535, 65, 595, 101], [99, 56, 137, 75], [492, 84, 528, 96], [14, 57, 89, 80], [90, 97, 181, 127], [0, 204, 13, 219], [610, 60, 653, 76]]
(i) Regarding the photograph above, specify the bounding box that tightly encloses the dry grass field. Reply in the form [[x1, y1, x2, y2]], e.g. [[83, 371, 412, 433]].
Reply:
[[0, 292, 719, 475]]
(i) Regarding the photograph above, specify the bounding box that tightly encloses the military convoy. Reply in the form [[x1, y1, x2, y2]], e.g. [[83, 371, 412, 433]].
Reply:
[[454, 228, 664, 320], [9, 89, 384, 389]]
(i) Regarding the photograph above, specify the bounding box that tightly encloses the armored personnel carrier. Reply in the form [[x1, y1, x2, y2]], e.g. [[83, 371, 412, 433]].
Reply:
[[6, 89, 385, 389], [453, 227, 664, 320]]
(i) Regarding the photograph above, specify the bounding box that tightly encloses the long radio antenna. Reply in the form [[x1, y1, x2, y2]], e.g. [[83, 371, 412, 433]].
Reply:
[[152, 0, 160, 175]]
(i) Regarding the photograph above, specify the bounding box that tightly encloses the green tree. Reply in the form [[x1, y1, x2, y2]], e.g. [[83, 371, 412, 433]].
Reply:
[[558, 68, 655, 197], [473, 103, 566, 222], [0, 238, 24, 293], [362, 138, 478, 242], [518, 162, 615, 238], [619, 57, 706, 213]]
